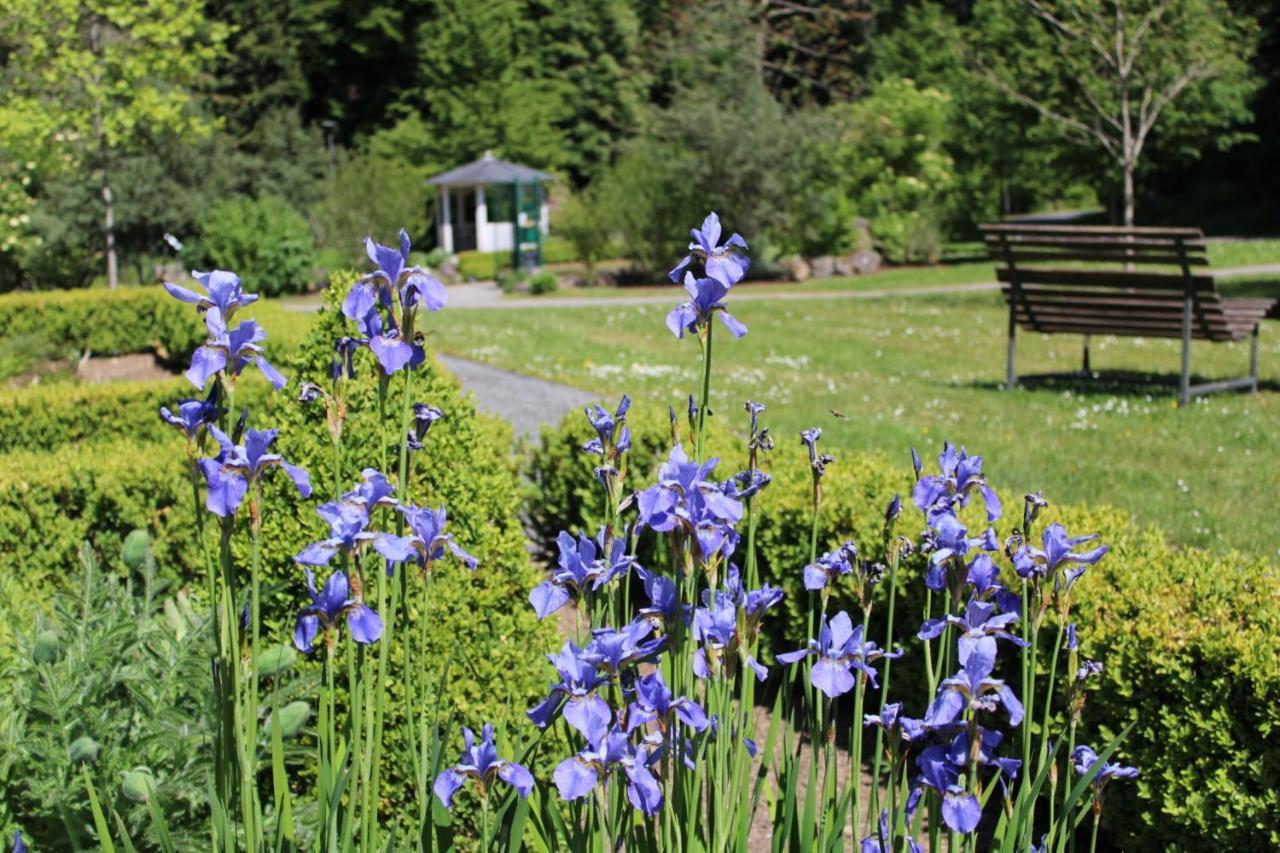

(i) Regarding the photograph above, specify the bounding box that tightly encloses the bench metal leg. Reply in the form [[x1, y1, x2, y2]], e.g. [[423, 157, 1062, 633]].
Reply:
[[1006, 295, 1017, 390], [1250, 324, 1260, 392], [1179, 294, 1193, 407], [1082, 334, 1091, 373]]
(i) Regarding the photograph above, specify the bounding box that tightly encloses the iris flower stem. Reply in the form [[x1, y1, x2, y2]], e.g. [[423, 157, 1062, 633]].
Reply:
[[245, 493, 265, 848], [1088, 809, 1100, 853], [695, 321, 714, 462], [1020, 581, 1033, 788], [1039, 622, 1066, 774], [868, 545, 901, 832]]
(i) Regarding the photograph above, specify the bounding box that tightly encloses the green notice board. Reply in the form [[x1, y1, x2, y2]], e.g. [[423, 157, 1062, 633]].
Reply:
[[511, 179, 543, 271]]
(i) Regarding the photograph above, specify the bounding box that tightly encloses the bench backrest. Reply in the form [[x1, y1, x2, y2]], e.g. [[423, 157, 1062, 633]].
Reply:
[[978, 223, 1248, 342]]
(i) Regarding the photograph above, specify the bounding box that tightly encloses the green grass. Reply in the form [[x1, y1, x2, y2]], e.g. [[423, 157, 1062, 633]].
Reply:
[[437, 289, 1279, 558], [1208, 239, 1280, 269]]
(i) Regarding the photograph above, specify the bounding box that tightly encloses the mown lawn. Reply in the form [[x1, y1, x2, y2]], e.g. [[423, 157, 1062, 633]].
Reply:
[[437, 288, 1279, 558]]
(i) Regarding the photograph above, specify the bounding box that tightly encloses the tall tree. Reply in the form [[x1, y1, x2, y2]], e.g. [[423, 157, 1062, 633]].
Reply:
[[973, 0, 1259, 225], [0, 0, 226, 286]]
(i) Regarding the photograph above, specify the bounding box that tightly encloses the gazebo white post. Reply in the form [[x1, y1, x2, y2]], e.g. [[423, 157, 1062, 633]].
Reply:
[[475, 185, 489, 253], [439, 187, 454, 254]]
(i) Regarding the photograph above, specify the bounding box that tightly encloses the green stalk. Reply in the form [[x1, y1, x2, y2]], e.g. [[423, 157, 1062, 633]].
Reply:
[[1089, 809, 1100, 853], [695, 322, 714, 462], [868, 547, 901, 831]]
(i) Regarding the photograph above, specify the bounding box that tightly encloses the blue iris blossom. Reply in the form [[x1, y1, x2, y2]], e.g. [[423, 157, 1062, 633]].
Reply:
[[164, 269, 259, 320], [529, 530, 638, 621], [924, 627, 1024, 730], [912, 442, 1002, 524], [692, 568, 782, 682], [668, 212, 750, 288], [433, 724, 533, 809], [198, 426, 311, 517], [778, 610, 900, 698], [294, 500, 378, 567], [626, 669, 709, 736], [666, 273, 748, 340], [159, 387, 225, 444], [636, 445, 743, 566], [553, 715, 664, 816], [293, 568, 383, 652], [527, 641, 613, 738], [1013, 522, 1109, 589], [803, 541, 859, 591], [185, 308, 286, 391], [374, 504, 477, 574]]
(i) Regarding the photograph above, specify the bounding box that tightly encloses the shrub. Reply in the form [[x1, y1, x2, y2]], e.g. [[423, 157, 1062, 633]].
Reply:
[[552, 189, 612, 284], [0, 287, 204, 363], [528, 271, 558, 295], [456, 236, 578, 280], [525, 403, 1280, 849], [309, 152, 429, 267], [496, 268, 525, 294], [194, 196, 316, 297]]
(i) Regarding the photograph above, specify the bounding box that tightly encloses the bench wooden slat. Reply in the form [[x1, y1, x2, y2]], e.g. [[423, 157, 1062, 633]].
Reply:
[[1013, 306, 1235, 332], [1001, 286, 1223, 305], [992, 250, 1209, 266], [980, 223, 1204, 238], [982, 235, 1207, 252], [995, 268, 1216, 290], [1028, 322, 1240, 341]]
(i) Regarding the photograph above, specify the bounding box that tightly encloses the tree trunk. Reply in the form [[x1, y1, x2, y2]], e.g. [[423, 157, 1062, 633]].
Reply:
[[1122, 162, 1136, 227], [103, 180, 118, 288]]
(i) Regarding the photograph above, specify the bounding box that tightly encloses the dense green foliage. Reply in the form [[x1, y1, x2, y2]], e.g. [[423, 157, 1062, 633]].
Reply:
[[187, 196, 316, 296], [527, 403, 1280, 848], [0, 543, 222, 848], [0, 287, 204, 363]]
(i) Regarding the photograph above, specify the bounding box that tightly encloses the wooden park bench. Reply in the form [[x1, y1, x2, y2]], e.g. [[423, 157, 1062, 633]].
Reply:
[[980, 224, 1276, 406]]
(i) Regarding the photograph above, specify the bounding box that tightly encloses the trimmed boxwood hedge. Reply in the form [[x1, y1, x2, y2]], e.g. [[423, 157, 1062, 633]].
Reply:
[[527, 404, 1280, 850], [0, 278, 554, 821]]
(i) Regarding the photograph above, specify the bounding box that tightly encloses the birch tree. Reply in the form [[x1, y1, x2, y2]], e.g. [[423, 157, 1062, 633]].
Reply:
[[973, 0, 1258, 225]]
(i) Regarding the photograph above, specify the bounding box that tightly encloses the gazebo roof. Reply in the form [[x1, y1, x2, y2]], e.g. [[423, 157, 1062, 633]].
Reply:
[[426, 153, 554, 188]]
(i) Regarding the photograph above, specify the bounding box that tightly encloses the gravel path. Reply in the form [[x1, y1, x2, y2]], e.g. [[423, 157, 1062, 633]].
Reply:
[[282, 262, 1280, 314], [437, 353, 595, 441]]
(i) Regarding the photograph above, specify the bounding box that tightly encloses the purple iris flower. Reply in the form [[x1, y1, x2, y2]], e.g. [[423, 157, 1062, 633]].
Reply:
[[861, 812, 923, 853], [924, 628, 1023, 729], [1013, 522, 1109, 585], [626, 669, 709, 735], [375, 504, 477, 573], [11, 831, 25, 853], [666, 273, 748, 340], [722, 469, 771, 500], [348, 296, 420, 376], [164, 269, 259, 319], [293, 568, 383, 651], [527, 641, 613, 737], [159, 389, 225, 442], [923, 513, 999, 591], [1075, 659, 1103, 683], [198, 426, 311, 517], [583, 395, 631, 456], [804, 541, 859, 591], [864, 702, 928, 745], [433, 723, 533, 809], [529, 530, 636, 620], [915, 745, 983, 833], [635, 568, 682, 633], [1072, 745, 1139, 788], [917, 597, 1028, 664], [912, 443, 1002, 523], [186, 309, 286, 390], [668, 212, 750, 287], [553, 715, 664, 816], [295, 501, 377, 566], [946, 728, 1022, 793], [342, 468, 397, 511], [636, 445, 743, 536], [801, 427, 835, 478], [344, 229, 447, 318], [778, 611, 900, 698], [585, 621, 665, 675], [721, 564, 783, 637], [692, 587, 769, 682]]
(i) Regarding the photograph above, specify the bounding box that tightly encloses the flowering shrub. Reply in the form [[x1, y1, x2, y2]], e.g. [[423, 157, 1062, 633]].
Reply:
[[5, 214, 1153, 851]]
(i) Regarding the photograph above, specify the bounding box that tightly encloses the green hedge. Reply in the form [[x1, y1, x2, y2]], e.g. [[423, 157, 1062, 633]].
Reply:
[[527, 405, 1280, 849], [0, 279, 553, 823], [455, 236, 578, 279], [0, 285, 313, 366], [0, 287, 204, 362]]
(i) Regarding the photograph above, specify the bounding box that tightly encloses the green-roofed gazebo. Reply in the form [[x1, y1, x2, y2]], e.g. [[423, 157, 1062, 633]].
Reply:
[[427, 152, 554, 257]]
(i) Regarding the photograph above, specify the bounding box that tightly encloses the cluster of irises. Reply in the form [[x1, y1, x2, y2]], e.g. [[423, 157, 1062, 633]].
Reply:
[[86, 211, 1135, 853], [427, 213, 1137, 852]]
